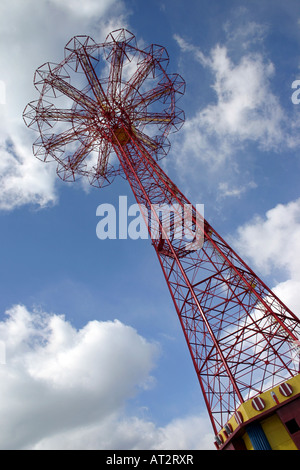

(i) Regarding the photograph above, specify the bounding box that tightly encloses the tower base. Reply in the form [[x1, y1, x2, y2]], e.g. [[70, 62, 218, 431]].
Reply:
[[214, 373, 300, 450]]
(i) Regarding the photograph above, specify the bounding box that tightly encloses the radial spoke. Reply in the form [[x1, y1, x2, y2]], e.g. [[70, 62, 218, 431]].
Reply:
[[122, 55, 155, 101], [95, 140, 111, 176], [135, 112, 173, 126], [37, 108, 90, 123], [44, 126, 86, 151], [131, 81, 174, 109], [75, 48, 110, 112], [46, 74, 98, 112], [69, 139, 94, 170], [107, 44, 126, 103], [131, 127, 158, 152]]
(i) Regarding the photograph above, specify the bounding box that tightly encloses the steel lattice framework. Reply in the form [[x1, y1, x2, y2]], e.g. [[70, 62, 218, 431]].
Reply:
[[23, 29, 300, 435]]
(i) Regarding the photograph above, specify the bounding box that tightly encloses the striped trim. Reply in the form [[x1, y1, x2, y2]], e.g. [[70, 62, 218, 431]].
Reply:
[[234, 410, 244, 425], [214, 434, 223, 446], [251, 396, 265, 411], [279, 382, 293, 397], [224, 422, 233, 435]]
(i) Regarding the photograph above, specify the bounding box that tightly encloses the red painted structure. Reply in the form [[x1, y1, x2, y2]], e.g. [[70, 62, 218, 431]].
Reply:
[[23, 29, 300, 438]]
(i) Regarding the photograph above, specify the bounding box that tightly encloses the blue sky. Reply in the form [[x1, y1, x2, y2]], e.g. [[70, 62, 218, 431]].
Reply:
[[0, 0, 300, 450]]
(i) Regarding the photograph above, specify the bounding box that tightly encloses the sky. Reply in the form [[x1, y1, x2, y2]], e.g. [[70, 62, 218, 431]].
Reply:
[[0, 0, 300, 450]]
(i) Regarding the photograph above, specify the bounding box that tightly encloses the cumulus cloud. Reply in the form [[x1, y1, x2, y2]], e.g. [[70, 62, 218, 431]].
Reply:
[[172, 16, 300, 205], [0, 304, 157, 449], [0, 0, 127, 211], [0, 304, 214, 450], [50, 0, 119, 18], [218, 180, 257, 199], [33, 413, 214, 450], [174, 35, 288, 168], [232, 198, 300, 316], [0, 139, 57, 210], [233, 198, 300, 278]]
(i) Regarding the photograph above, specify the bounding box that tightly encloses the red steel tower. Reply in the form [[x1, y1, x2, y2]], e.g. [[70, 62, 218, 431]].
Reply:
[[23, 29, 300, 450]]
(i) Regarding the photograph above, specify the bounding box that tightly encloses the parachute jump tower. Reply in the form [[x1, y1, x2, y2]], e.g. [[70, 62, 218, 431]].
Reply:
[[23, 29, 300, 450]]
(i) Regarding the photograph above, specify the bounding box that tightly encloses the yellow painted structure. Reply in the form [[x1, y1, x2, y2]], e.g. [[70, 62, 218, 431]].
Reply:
[[218, 373, 300, 450], [241, 414, 297, 450]]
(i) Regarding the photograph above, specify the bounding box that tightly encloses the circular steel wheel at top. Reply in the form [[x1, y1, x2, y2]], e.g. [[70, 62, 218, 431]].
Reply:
[[23, 29, 185, 188]]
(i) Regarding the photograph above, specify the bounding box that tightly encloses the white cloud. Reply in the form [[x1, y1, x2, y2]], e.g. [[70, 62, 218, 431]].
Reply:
[[172, 19, 300, 204], [174, 37, 288, 167], [32, 414, 214, 450], [207, 47, 280, 146], [232, 198, 300, 316], [273, 279, 300, 320], [0, 0, 127, 211], [218, 180, 257, 199], [154, 415, 214, 450], [173, 34, 209, 68], [0, 304, 214, 450], [234, 198, 300, 278], [0, 304, 157, 449], [50, 0, 119, 18], [0, 139, 57, 210], [223, 7, 268, 51]]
